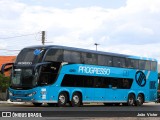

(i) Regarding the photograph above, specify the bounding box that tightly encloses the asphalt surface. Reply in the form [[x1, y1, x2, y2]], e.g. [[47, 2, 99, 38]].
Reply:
[[0, 103, 160, 119]]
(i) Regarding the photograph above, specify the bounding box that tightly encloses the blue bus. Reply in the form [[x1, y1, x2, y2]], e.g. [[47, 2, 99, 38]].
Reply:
[[1, 45, 158, 107]]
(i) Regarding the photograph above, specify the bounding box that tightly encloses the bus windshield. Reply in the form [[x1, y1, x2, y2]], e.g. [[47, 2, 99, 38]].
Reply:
[[11, 68, 37, 89], [15, 48, 46, 65]]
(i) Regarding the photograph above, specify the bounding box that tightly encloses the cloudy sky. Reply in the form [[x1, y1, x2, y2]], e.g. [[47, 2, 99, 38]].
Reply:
[[0, 0, 160, 62]]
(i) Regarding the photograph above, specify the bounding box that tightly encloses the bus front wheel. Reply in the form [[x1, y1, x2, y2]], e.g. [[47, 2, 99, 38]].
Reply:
[[71, 92, 82, 107], [127, 94, 135, 106], [58, 92, 68, 107]]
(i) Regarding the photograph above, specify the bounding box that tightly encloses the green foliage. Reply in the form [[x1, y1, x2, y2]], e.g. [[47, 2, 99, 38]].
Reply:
[[0, 74, 10, 92]]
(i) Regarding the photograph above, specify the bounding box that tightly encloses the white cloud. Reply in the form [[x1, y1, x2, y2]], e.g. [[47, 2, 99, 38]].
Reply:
[[0, 0, 160, 62], [0, 42, 7, 49]]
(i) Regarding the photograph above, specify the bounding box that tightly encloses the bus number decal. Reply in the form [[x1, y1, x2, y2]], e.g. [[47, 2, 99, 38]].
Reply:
[[78, 66, 110, 75], [135, 71, 146, 87]]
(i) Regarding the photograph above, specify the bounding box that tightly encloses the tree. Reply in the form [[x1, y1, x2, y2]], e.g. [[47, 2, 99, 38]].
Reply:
[[0, 73, 10, 92]]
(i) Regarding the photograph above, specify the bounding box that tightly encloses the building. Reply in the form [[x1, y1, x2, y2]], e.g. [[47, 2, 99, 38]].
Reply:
[[0, 56, 16, 76]]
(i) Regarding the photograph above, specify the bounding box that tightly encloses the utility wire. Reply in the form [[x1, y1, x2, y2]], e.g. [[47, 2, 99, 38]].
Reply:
[[0, 32, 40, 39], [0, 49, 20, 51]]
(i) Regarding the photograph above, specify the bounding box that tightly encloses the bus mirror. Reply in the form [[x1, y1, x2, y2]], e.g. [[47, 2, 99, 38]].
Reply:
[[0, 63, 14, 74]]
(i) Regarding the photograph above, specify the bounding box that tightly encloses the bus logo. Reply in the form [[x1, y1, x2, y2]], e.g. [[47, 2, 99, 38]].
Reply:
[[78, 66, 110, 75], [135, 71, 146, 87]]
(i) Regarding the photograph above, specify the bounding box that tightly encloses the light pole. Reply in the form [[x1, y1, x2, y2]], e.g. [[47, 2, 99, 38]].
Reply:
[[42, 31, 45, 45], [94, 43, 99, 51]]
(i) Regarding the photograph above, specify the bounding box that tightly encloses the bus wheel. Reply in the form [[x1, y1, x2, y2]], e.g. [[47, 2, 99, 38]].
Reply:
[[71, 92, 82, 107], [58, 92, 68, 107], [127, 94, 135, 106], [136, 94, 144, 106], [33, 103, 42, 107]]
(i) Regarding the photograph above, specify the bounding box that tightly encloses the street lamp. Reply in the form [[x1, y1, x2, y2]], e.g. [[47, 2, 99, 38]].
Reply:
[[94, 43, 99, 51]]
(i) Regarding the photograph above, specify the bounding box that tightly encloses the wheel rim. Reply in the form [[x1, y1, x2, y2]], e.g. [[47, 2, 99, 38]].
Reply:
[[73, 95, 79, 104], [128, 95, 134, 105], [137, 95, 143, 104], [59, 95, 65, 104], [129, 98, 134, 105]]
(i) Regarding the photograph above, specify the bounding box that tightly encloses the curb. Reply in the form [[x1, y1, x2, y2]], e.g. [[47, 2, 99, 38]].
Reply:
[[0, 100, 25, 104]]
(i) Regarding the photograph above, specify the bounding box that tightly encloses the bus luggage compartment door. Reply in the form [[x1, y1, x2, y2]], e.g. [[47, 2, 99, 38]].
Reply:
[[94, 88, 105, 101]]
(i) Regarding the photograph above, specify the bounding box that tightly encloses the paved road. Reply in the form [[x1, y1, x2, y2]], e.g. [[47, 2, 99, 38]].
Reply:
[[0, 103, 160, 118]]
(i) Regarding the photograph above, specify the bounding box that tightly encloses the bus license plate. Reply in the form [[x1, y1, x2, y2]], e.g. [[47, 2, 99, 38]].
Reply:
[[16, 99, 22, 102]]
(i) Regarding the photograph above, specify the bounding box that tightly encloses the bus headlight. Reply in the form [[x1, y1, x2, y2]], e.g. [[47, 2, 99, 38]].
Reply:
[[27, 92, 36, 97], [9, 91, 13, 96]]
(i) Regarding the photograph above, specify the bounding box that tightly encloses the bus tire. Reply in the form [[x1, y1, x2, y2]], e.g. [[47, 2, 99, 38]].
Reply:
[[127, 94, 135, 106], [71, 92, 82, 107], [136, 94, 144, 106], [33, 103, 42, 107], [58, 92, 68, 107]]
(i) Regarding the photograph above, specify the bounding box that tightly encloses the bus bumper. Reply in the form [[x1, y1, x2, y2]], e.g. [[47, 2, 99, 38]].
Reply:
[[8, 88, 37, 102]]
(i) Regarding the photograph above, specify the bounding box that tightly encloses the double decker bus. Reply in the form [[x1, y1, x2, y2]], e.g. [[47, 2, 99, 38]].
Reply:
[[1, 45, 158, 107]]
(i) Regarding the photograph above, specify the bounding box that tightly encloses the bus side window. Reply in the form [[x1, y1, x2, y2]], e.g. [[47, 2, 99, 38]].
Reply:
[[98, 55, 112, 66], [139, 60, 146, 70], [126, 59, 131, 68], [145, 61, 151, 71], [151, 61, 157, 71], [113, 57, 125, 68], [133, 59, 139, 69], [122, 79, 129, 89], [126, 59, 138, 69], [44, 49, 63, 62], [111, 78, 117, 87], [81, 53, 97, 65], [63, 50, 81, 63], [139, 60, 151, 70], [85, 78, 94, 87]]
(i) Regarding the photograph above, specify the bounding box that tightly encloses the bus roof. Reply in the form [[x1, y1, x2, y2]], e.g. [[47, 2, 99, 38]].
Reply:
[[24, 45, 157, 62]]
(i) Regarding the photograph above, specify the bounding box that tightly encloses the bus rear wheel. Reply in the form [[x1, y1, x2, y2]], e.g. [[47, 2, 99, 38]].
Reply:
[[58, 92, 68, 107], [71, 92, 82, 107], [136, 94, 144, 106], [127, 94, 135, 106]]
